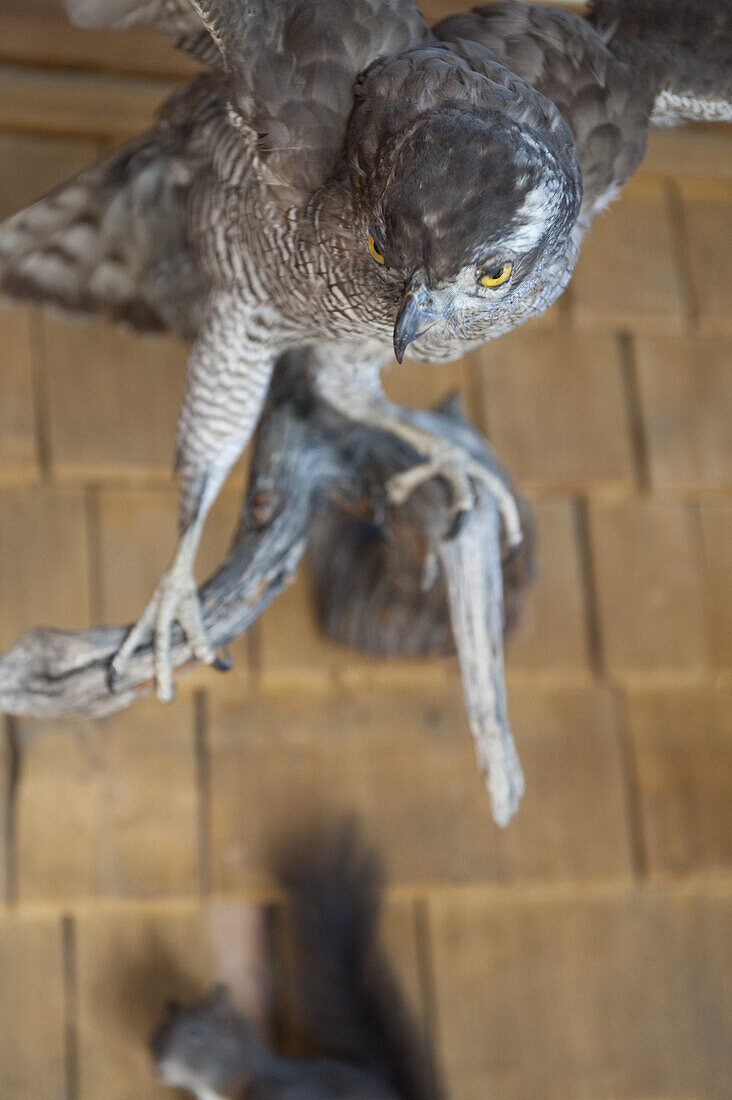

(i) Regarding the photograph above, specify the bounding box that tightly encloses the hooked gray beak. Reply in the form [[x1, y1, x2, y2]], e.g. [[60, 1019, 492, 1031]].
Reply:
[[393, 275, 457, 363]]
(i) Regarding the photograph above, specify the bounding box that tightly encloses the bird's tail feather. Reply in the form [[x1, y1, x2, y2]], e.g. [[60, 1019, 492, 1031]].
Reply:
[[588, 0, 732, 126], [276, 822, 444, 1100]]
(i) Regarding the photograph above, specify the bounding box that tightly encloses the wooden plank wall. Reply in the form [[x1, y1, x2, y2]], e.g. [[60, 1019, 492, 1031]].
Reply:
[[0, 1, 731, 1096]]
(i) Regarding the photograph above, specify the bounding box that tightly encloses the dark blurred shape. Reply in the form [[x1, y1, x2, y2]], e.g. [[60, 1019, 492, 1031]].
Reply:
[[152, 823, 445, 1099]]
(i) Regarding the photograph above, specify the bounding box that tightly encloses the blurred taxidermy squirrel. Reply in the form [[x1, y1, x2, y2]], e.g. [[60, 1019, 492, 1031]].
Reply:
[[152, 827, 444, 1099]]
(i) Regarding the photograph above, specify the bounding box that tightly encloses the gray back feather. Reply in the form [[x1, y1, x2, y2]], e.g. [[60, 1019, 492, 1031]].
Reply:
[[588, 0, 732, 126], [434, 2, 652, 217]]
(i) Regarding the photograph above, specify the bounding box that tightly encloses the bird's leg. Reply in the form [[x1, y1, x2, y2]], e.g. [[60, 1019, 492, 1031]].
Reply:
[[310, 346, 521, 545], [108, 480, 225, 702], [358, 403, 522, 549], [109, 291, 277, 700]]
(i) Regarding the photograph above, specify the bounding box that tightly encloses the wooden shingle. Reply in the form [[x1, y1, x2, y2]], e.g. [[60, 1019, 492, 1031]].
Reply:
[[41, 316, 187, 481], [75, 904, 212, 1100], [700, 501, 732, 672], [589, 499, 710, 678], [505, 496, 592, 678], [207, 682, 632, 891], [677, 177, 732, 335], [635, 334, 732, 491], [625, 687, 732, 876], [571, 177, 687, 333], [478, 326, 635, 491], [0, 912, 67, 1099], [429, 886, 732, 1100], [0, 485, 91, 651], [16, 694, 200, 901], [0, 304, 38, 484]]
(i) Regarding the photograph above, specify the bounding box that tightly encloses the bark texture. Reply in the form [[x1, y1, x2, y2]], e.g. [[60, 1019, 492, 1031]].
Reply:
[[0, 362, 534, 824]]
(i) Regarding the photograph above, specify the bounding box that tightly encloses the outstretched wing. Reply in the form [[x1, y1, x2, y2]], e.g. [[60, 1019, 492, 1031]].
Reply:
[[588, 0, 732, 127], [199, 0, 430, 196], [63, 0, 218, 65], [0, 84, 211, 336], [65, 0, 431, 200]]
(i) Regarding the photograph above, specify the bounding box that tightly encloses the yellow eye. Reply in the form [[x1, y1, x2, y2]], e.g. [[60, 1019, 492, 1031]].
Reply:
[[368, 233, 385, 265], [479, 261, 513, 288]]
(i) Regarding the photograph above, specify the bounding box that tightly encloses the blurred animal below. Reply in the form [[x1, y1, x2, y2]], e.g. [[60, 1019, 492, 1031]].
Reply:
[[151, 826, 443, 1099]]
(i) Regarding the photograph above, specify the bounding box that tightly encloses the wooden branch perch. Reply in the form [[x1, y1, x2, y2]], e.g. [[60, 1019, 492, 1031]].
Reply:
[[0, 360, 535, 825]]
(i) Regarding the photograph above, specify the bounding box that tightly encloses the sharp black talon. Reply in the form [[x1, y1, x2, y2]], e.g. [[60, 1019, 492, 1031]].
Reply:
[[446, 508, 469, 540], [212, 647, 233, 672], [106, 663, 122, 695]]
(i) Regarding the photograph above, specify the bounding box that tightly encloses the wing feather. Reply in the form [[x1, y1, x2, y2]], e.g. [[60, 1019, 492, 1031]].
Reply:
[[62, 0, 216, 64], [588, 0, 732, 126], [0, 109, 208, 336], [67, 0, 430, 199], [197, 0, 430, 197]]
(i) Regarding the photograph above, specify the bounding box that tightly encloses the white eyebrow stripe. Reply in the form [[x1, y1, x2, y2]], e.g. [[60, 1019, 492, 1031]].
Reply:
[[502, 178, 562, 252]]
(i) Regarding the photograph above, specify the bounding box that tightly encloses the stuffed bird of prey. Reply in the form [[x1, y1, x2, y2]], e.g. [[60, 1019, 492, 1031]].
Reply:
[[1, 0, 729, 699]]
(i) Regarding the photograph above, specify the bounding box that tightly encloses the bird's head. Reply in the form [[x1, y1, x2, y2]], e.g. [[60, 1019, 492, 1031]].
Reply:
[[151, 985, 264, 1095], [348, 74, 582, 360]]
